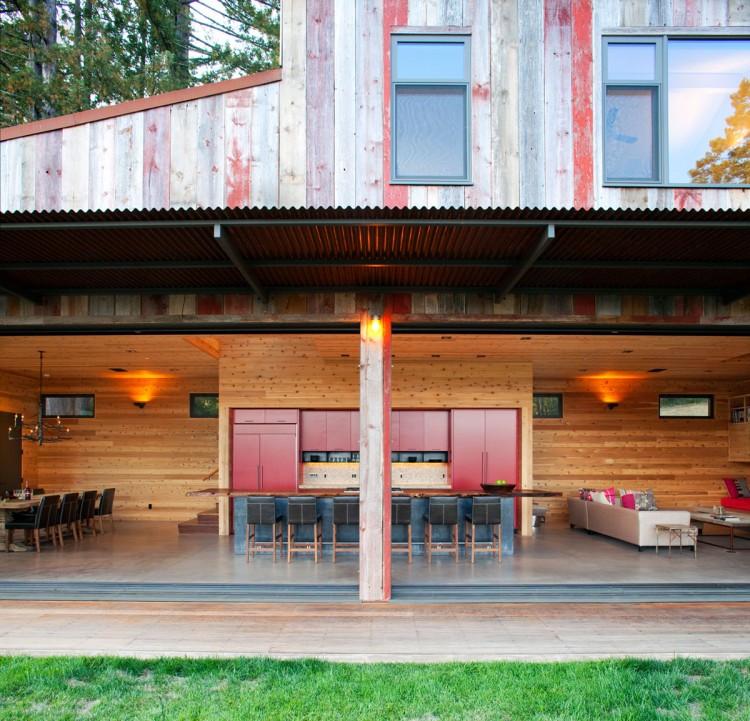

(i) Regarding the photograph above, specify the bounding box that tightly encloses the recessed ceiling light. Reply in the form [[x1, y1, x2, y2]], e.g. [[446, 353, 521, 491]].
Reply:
[[109, 368, 128, 373], [647, 368, 667, 373]]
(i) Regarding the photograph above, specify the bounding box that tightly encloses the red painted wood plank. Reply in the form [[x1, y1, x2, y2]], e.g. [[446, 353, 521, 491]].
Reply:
[[382, 0, 409, 209], [143, 107, 171, 210], [571, 0, 594, 210], [674, 0, 702, 26], [574, 294, 596, 316], [674, 188, 702, 211], [306, 0, 335, 207], [225, 90, 253, 209], [391, 292, 412, 315], [224, 293, 254, 315], [35, 132, 63, 211], [195, 294, 224, 315]]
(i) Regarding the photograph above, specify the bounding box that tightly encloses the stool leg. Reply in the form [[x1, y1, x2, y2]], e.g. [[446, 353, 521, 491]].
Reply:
[[287, 524, 293, 563], [407, 524, 412, 564]]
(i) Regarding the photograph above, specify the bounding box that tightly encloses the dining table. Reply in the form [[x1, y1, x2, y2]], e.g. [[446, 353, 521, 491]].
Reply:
[[0, 497, 41, 552]]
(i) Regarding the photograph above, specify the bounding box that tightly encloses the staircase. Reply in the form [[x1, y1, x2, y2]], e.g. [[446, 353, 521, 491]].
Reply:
[[178, 505, 219, 535]]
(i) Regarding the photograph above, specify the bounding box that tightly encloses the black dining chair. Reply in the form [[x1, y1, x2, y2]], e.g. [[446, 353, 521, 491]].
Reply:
[[287, 496, 322, 563], [94, 487, 116, 534], [332, 496, 360, 563], [391, 496, 413, 563], [5, 494, 60, 553], [465, 496, 502, 563], [245, 496, 283, 562], [56, 492, 80, 545], [423, 496, 460, 563], [77, 490, 98, 537]]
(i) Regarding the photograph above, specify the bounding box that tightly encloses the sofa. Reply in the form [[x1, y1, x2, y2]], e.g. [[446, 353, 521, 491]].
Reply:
[[567, 498, 694, 551], [721, 477, 750, 513]]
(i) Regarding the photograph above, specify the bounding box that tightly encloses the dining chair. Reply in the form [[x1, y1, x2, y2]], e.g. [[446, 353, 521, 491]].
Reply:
[[391, 496, 413, 563], [423, 496, 460, 563], [56, 492, 80, 545], [5, 494, 60, 553], [245, 496, 283, 562], [287, 496, 322, 563], [77, 490, 98, 537], [464, 496, 501, 563], [332, 496, 359, 563], [94, 487, 116, 533]]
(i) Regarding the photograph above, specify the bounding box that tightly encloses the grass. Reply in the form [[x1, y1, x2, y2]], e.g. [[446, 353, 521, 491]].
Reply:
[[0, 656, 748, 720]]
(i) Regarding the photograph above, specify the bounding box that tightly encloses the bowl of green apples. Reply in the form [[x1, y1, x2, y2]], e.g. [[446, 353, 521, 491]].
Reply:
[[480, 480, 516, 495]]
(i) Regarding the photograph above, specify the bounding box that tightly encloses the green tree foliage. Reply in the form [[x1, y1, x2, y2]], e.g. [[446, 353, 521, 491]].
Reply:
[[689, 77, 750, 184], [0, 0, 279, 127]]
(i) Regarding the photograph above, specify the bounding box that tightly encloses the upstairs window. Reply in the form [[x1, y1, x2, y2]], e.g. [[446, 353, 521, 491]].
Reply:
[[391, 35, 471, 184], [603, 36, 750, 186]]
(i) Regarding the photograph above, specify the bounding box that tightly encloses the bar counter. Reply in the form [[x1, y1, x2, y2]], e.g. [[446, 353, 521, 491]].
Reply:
[[188, 488, 560, 556]]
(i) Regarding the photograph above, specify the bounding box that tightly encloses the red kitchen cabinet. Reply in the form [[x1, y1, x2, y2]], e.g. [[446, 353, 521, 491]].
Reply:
[[326, 411, 352, 451], [397, 411, 425, 451], [451, 409, 519, 491], [350, 411, 360, 450], [234, 409, 298, 424], [300, 411, 327, 450], [232, 424, 298, 492], [423, 410, 450, 451], [391, 412, 400, 450]]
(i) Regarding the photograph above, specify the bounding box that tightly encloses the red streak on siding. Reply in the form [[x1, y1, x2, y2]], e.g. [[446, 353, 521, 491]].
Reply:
[[674, 188, 702, 211], [571, 0, 594, 209], [574, 294, 596, 316], [225, 91, 253, 209], [382, 0, 409, 209], [196, 294, 224, 315]]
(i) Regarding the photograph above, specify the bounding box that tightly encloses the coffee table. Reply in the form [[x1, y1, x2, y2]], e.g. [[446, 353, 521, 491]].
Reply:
[[690, 510, 750, 552], [655, 523, 698, 558]]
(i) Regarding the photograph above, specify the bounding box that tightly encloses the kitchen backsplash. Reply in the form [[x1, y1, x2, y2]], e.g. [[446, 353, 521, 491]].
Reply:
[[301, 463, 450, 489]]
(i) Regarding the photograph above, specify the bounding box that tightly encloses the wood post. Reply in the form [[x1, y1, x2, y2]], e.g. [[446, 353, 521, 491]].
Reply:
[[358, 302, 392, 602]]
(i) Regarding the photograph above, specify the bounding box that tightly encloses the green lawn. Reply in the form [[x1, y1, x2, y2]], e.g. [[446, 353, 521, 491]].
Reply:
[[1, 656, 748, 720]]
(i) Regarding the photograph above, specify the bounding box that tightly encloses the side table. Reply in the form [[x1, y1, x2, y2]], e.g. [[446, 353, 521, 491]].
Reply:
[[655, 523, 698, 558]]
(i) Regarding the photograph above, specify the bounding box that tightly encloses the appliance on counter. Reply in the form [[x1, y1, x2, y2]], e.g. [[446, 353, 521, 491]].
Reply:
[[328, 452, 352, 463], [302, 451, 328, 462], [398, 452, 423, 463], [423, 452, 448, 463]]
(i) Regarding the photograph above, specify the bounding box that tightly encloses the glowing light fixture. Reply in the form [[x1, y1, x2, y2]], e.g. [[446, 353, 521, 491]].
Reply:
[[7, 351, 71, 445], [370, 314, 382, 334]]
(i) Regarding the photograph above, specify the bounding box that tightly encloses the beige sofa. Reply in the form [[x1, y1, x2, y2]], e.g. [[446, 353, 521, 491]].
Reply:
[[568, 498, 694, 551]]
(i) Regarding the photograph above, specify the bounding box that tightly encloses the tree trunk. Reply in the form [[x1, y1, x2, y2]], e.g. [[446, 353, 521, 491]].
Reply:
[[171, 0, 192, 89], [30, 0, 59, 119]]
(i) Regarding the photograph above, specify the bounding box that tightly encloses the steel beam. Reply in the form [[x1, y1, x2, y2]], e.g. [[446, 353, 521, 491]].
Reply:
[[212, 224, 267, 301]]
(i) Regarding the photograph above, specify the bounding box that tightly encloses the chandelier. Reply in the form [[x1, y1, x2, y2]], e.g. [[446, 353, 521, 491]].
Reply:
[[7, 351, 71, 445]]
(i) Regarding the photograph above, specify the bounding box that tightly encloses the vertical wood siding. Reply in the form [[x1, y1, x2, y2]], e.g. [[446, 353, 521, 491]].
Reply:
[[1, 0, 748, 215]]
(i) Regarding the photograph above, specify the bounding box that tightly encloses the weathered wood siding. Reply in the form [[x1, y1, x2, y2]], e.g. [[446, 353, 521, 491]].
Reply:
[[1, 0, 748, 213]]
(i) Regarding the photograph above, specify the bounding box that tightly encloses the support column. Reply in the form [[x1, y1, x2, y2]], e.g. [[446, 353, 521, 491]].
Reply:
[[358, 302, 392, 602]]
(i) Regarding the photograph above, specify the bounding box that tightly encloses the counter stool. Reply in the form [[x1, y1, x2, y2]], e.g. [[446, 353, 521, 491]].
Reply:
[[424, 496, 459, 563], [332, 496, 359, 563], [245, 496, 284, 562], [287, 496, 322, 563], [391, 497, 413, 563], [465, 496, 501, 563]]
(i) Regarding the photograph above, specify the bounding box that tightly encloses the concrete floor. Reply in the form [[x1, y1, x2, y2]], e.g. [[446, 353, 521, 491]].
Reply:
[[1, 519, 748, 587]]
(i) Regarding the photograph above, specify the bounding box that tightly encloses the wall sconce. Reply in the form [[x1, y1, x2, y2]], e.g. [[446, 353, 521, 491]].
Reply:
[[133, 402, 146, 409], [370, 314, 382, 334], [606, 402, 619, 410]]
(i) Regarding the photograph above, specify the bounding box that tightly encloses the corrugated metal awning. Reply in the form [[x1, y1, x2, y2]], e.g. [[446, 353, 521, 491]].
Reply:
[[1, 205, 748, 303]]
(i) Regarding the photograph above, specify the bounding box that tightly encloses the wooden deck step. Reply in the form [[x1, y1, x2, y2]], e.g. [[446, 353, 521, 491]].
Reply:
[[178, 506, 218, 535]]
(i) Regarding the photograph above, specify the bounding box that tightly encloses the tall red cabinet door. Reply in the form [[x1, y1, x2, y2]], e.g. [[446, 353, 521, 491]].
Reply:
[[450, 410, 487, 490], [484, 409, 519, 486], [232, 425, 298, 492]]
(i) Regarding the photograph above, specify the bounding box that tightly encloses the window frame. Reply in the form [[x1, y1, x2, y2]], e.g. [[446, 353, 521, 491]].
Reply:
[[390, 33, 472, 185], [532, 393, 564, 419], [658, 394, 714, 419], [41, 394, 95, 418], [190, 393, 219, 419], [602, 34, 750, 189]]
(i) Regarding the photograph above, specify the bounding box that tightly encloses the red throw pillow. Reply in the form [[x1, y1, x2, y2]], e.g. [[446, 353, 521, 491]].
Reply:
[[723, 478, 741, 499], [621, 493, 636, 510]]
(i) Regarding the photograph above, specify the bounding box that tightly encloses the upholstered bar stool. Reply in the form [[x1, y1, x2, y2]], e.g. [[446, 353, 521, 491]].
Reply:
[[287, 496, 322, 563], [423, 496, 459, 563], [391, 496, 413, 563], [465, 496, 501, 563], [245, 496, 284, 562], [332, 496, 360, 563]]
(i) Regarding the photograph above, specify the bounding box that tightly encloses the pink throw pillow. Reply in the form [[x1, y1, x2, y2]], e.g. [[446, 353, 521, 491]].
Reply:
[[621, 493, 636, 510], [603, 487, 616, 505], [723, 478, 740, 499]]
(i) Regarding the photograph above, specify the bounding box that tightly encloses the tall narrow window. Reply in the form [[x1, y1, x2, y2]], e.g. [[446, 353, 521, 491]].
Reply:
[[603, 36, 750, 187], [391, 35, 471, 184]]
